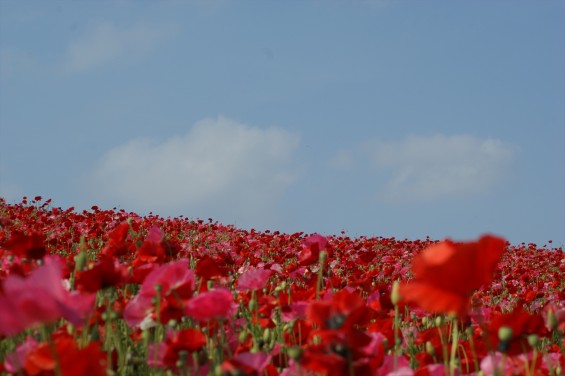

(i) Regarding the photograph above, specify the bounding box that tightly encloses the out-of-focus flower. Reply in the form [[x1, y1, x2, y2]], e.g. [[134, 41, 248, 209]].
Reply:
[[75, 256, 128, 293], [399, 235, 505, 316], [185, 288, 238, 322], [148, 328, 207, 370], [24, 333, 106, 376], [124, 259, 195, 327], [3, 336, 38, 374], [237, 267, 272, 291], [0, 256, 95, 336], [222, 352, 273, 375], [1, 231, 46, 259], [484, 308, 547, 355]]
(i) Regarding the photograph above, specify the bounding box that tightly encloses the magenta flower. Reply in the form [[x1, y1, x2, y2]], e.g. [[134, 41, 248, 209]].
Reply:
[[281, 301, 308, 322], [185, 288, 238, 321], [0, 256, 95, 336], [3, 336, 38, 373], [236, 268, 272, 291], [222, 352, 272, 374], [124, 259, 195, 328]]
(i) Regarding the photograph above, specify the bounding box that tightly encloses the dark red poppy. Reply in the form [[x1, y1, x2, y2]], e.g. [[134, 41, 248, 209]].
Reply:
[[100, 221, 133, 258], [75, 256, 127, 292], [307, 289, 372, 331], [2, 231, 46, 259], [152, 328, 207, 369], [485, 308, 548, 355]]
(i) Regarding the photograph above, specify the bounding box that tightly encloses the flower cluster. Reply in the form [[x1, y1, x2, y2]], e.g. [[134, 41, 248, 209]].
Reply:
[[0, 196, 563, 375]]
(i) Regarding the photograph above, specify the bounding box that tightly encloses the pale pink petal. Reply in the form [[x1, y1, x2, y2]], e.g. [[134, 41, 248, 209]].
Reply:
[[146, 226, 164, 243], [231, 352, 271, 372], [124, 294, 154, 328], [4, 336, 38, 373], [237, 268, 271, 291], [185, 289, 237, 321]]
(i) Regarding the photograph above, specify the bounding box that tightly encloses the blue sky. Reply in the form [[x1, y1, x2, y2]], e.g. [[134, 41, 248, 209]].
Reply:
[[1, 1, 564, 246]]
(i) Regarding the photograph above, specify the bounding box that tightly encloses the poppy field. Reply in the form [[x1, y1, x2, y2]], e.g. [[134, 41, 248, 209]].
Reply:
[[0, 196, 563, 376]]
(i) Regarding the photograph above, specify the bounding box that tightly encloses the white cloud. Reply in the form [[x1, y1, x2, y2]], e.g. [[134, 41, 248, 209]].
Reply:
[[371, 134, 517, 202], [87, 116, 300, 225], [65, 22, 177, 73]]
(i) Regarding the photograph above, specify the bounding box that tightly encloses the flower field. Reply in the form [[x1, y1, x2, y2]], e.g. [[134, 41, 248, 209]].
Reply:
[[0, 196, 563, 376]]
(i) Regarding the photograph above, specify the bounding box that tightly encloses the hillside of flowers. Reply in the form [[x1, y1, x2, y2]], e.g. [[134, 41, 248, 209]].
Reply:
[[0, 196, 563, 376]]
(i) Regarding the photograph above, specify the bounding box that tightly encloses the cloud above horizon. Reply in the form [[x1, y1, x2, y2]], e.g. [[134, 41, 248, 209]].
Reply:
[[370, 134, 517, 202], [86, 116, 300, 225], [65, 22, 177, 73]]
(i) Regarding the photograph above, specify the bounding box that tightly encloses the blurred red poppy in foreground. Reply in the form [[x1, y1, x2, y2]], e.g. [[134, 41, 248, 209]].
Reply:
[[399, 234, 506, 317], [24, 334, 106, 376]]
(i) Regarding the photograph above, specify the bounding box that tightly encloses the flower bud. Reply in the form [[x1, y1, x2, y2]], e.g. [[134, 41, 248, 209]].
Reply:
[[391, 281, 401, 305], [498, 326, 513, 342], [248, 298, 258, 312], [547, 309, 558, 331], [238, 330, 248, 344], [426, 341, 435, 356], [287, 347, 302, 360], [263, 328, 271, 343]]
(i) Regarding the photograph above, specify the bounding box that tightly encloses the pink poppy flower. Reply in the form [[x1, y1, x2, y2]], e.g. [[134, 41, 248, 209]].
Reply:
[[237, 268, 272, 291], [0, 256, 95, 336], [185, 288, 238, 321], [124, 259, 195, 328], [222, 352, 272, 374], [4, 336, 38, 373]]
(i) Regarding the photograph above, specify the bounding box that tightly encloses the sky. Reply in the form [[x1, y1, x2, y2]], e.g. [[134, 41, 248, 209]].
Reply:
[[1, 1, 564, 247]]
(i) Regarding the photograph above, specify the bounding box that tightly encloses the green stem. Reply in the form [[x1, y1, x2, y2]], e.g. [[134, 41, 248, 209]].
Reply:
[[41, 325, 62, 376], [449, 318, 459, 376], [316, 251, 327, 300], [393, 304, 399, 371]]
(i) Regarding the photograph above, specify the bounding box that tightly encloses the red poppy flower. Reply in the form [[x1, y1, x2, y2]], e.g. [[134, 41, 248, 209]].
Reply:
[[100, 222, 134, 258], [149, 328, 207, 369], [299, 234, 329, 265], [307, 289, 372, 331], [485, 309, 547, 355], [2, 231, 46, 259], [24, 334, 106, 376], [75, 256, 127, 293], [399, 234, 506, 316]]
